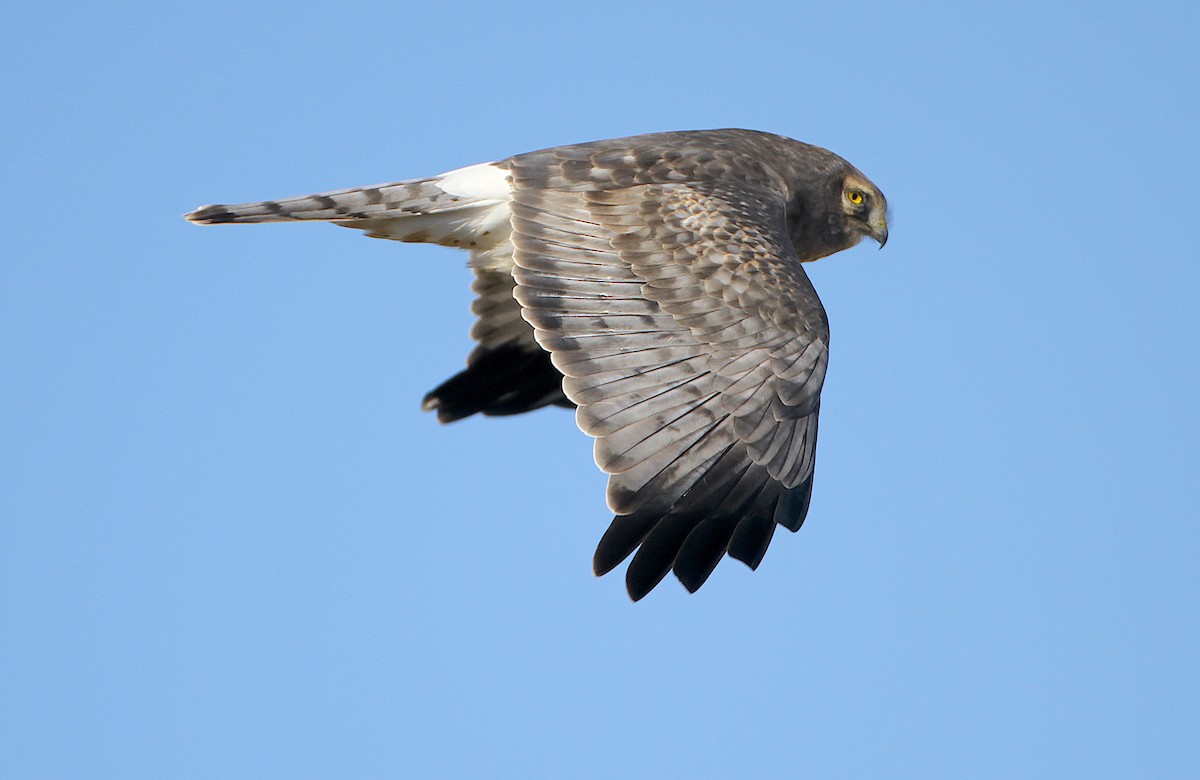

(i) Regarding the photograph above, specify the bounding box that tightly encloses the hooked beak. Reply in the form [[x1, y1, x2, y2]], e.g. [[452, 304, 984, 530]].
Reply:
[[868, 212, 888, 248]]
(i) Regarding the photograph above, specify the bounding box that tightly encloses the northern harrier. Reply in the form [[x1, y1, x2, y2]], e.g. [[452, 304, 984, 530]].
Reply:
[[186, 129, 889, 600]]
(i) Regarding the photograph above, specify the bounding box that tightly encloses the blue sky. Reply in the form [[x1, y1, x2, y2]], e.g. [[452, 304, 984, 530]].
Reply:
[[3, 2, 1198, 777]]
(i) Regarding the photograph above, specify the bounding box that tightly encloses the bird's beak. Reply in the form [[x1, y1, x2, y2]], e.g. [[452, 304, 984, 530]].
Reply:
[[868, 212, 888, 248]]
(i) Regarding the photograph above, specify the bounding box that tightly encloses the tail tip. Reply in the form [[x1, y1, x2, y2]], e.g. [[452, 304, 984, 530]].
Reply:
[[184, 204, 236, 224]]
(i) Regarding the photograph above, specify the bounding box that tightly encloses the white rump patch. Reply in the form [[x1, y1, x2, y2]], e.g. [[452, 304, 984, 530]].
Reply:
[[436, 162, 511, 201]]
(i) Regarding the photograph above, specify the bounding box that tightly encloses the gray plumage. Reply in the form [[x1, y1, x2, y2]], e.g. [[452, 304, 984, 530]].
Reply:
[[186, 129, 889, 600]]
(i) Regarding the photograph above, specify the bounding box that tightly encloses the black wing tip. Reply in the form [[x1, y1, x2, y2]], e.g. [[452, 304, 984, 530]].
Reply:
[[774, 478, 814, 533], [592, 550, 624, 579], [605, 529, 762, 600], [671, 518, 739, 593], [592, 513, 656, 580], [422, 343, 572, 424], [727, 543, 767, 571], [593, 524, 670, 602], [727, 513, 776, 570], [591, 550, 648, 601], [625, 568, 669, 602], [675, 570, 709, 595], [595, 477, 814, 599], [420, 392, 471, 424], [624, 549, 720, 599]]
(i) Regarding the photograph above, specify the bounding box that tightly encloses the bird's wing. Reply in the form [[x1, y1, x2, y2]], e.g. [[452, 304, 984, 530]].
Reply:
[[508, 178, 830, 599]]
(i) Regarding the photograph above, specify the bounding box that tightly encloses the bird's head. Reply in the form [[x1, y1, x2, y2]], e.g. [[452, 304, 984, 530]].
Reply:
[[840, 173, 889, 249]]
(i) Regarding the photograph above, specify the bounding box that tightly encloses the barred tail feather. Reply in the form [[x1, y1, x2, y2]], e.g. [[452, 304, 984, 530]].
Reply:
[[185, 177, 443, 224], [184, 162, 514, 248]]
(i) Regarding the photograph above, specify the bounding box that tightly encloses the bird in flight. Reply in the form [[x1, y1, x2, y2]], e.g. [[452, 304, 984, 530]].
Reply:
[[186, 129, 889, 600]]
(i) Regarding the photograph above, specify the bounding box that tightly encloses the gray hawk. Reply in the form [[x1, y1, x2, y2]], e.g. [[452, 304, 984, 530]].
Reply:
[[186, 129, 889, 600]]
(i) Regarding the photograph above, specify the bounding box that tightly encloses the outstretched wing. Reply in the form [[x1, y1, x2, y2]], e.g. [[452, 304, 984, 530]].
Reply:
[[508, 176, 830, 600]]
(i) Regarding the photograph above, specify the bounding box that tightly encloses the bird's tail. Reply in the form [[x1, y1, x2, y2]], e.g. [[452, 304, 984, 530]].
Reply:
[[184, 162, 513, 247]]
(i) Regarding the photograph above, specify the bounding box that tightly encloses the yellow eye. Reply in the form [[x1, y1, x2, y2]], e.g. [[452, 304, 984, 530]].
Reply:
[[847, 190, 865, 205]]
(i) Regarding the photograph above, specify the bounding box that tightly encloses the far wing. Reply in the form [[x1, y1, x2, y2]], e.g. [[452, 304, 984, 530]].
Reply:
[[422, 267, 572, 422]]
